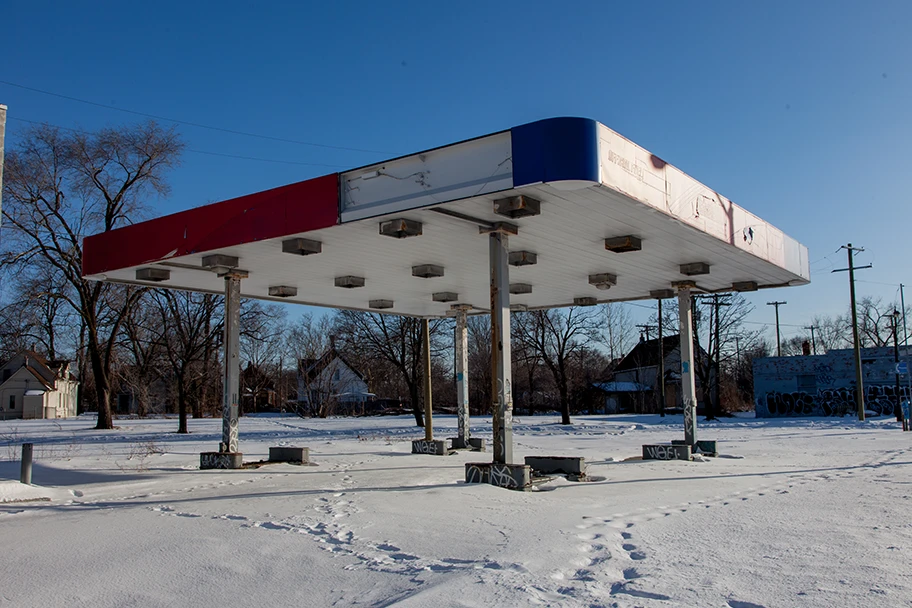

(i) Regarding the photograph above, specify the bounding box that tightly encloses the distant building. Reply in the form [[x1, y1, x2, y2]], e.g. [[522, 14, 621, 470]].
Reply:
[[0, 352, 79, 420], [298, 349, 374, 415], [753, 346, 911, 417], [240, 362, 278, 413], [597, 335, 710, 414]]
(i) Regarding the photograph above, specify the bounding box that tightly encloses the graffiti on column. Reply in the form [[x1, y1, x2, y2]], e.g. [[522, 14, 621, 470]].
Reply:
[[466, 464, 487, 483], [411, 440, 444, 455], [758, 385, 911, 417], [644, 445, 676, 460], [489, 464, 519, 488], [201, 453, 234, 469]]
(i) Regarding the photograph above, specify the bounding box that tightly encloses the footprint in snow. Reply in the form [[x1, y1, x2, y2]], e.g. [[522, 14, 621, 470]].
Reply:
[[622, 544, 646, 561]]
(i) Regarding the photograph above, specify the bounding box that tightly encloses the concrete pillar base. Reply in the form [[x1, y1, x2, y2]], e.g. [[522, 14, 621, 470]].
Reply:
[[269, 447, 310, 463], [200, 452, 244, 469], [411, 439, 450, 455], [671, 439, 718, 456], [642, 444, 692, 461], [465, 462, 531, 489], [449, 437, 486, 451], [524, 456, 587, 480]]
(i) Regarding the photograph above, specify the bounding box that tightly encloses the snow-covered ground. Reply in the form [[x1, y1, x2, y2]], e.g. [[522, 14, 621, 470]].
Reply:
[[1, 413, 909, 607]]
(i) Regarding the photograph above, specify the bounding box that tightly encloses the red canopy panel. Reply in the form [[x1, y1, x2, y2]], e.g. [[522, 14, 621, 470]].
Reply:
[[82, 173, 339, 276]]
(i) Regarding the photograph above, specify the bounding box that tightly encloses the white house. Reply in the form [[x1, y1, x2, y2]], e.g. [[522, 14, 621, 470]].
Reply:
[[298, 349, 373, 415], [0, 353, 79, 420]]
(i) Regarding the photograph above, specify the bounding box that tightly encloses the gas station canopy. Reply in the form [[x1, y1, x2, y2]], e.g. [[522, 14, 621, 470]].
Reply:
[[82, 117, 810, 315]]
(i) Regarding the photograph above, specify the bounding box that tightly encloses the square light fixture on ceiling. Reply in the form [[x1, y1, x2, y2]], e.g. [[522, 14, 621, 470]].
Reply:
[[268, 285, 298, 298], [509, 251, 538, 266], [573, 297, 598, 306], [732, 281, 759, 292], [680, 262, 711, 276], [282, 238, 322, 256], [649, 289, 675, 299], [379, 218, 422, 238], [335, 276, 365, 288], [604, 235, 643, 253], [510, 283, 533, 295], [369, 299, 394, 310], [412, 264, 444, 278], [201, 254, 239, 269], [588, 273, 617, 290], [136, 268, 170, 282], [494, 195, 541, 219]]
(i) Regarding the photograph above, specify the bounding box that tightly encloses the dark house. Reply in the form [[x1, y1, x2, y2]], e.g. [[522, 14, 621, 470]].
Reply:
[[599, 335, 710, 414]]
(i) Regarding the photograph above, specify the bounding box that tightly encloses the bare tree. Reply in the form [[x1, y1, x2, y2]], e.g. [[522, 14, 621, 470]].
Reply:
[[513, 307, 598, 425], [333, 311, 447, 427], [854, 296, 899, 348], [597, 303, 636, 361], [287, 312, 336, 417], [154, 290, 222, 432], [118, 291, 166, 417], [467, 315, 493, 415], [809, 313, 851, 353], [1, 122, 183, 429], [239, 301, 286, 414]]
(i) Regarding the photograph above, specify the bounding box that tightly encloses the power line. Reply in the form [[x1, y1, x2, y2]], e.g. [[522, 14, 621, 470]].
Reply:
[[0, 79, 395, 155], [7, 116, 348, 169]]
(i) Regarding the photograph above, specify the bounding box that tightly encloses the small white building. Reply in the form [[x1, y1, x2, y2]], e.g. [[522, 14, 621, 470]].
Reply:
[[0, 353, 79, 420], [298, 349, 373, 414]]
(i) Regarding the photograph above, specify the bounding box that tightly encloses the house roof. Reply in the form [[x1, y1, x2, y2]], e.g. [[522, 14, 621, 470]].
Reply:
[[614, 335, 682, 372], [0, 352, 62, 390], [301, 349, 366, 382]]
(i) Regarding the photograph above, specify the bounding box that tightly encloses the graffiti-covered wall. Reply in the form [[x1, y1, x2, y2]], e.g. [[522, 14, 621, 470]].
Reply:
[[753, 347, 912, 417]]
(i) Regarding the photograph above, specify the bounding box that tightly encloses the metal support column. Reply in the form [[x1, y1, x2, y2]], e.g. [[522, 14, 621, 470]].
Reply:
[[658, 298, 665, 417], [678, 286, 698, 446], [422, 318, 433, 441], [220, 273, 242, 454], [455, 308, 470, 444], [490, 231, 513, 465], [0, 104, 7, 218]]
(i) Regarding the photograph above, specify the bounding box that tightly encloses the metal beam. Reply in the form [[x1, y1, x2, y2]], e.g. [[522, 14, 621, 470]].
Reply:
[[0, 104, 6, 220], [422, 318, 433, 442], [677, 286, 698, 446], [454, 307, 470, 444], [221, 273, 242, 453], [490, 232, 514, 464]]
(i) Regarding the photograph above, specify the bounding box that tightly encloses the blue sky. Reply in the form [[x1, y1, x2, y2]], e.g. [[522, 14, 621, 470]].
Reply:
[[4, 0, 910, 342]]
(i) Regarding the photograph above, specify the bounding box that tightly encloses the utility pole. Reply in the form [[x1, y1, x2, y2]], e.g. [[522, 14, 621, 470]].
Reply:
[[832, 243, 872, 421], [803, 325, 818, 355], [901, 283, 908, 347], [891, 310, 901, 422], [0, 104, 6, 222], [766, 301, 787, 357], [636, 324, 658, 342]]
